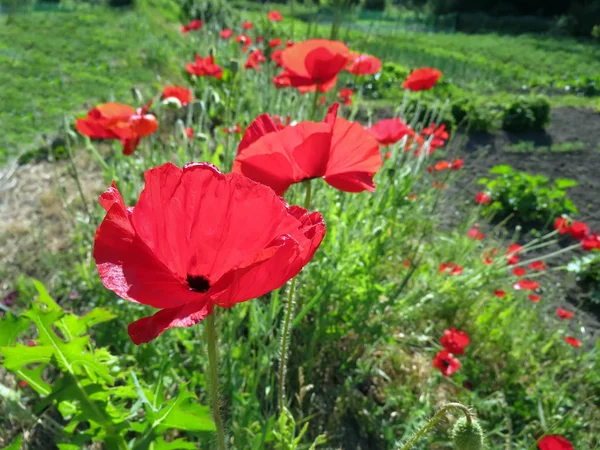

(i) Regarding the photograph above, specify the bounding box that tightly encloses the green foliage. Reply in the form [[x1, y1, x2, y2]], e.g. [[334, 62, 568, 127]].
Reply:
[[478, 165, 578, 229], [501, 96, 551, 132]]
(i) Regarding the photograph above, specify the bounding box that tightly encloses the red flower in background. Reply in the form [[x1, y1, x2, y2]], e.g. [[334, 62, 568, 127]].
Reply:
[[475, 192, 491, 205], [452, 158, 464, 170], [256, 36, 264, 44], [439, 262, 463, 275], [567, 221, 589, 240], [433, 350, 460, 376], [76, 102, 157, 155], [233, 104, 382, 195], [338, 88, 354, 106], [512, 267, 526, 277], [346, 52, 382, 76], [94, 163, 325, 344], [564, 337, 581, 347], [181, 19, 203, 33], [186, 55, 223, 79], [513, 279, 539, 291], [221, 123, 242, 134], [245, 49, 266, 71], [242, 20, 253, 30], [220, 28, 233, 39], [556, 308, 574, 319], [581, 233, 600, 251], [529, 260, 546, 271], [286, 40, 294, 47], [270, 38, 283, 48], [528, 294, 541, 302], [185, 127, 194, 139], [271, 49, 284, 67], [403, 68, 442, 91], [538, 435, 573, 450], [420, 123, 448, 152], [162, 86, 193, 106], [506, 243, 522, 265], [277, 39, 350, 93], [268, 10, 283, 22], [368, 118, 413, 146], [467, 227, 485, 240], [236, 34, 252, 51], [495, 290, 506, 298], [440, 328, 470, 355]]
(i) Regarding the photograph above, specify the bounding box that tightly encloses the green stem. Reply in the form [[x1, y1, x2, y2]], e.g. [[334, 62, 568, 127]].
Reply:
[[400, 403, 472, 450], [205, 314, 227, 450], [310, 89, 320, 121]]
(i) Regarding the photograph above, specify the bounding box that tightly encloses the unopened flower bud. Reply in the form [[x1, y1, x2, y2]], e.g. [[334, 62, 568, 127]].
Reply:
[[452, 416, 484, 450]]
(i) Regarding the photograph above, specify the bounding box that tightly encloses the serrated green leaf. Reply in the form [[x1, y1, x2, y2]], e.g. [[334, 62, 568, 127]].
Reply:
[[57, 444, 80, 450], [16, 367, 51, 396], [0, 344, 54, 370], [1, 435, 23, 450], [150, 438, 197, 450], [147, 384, 215, 432], [0, 313, 30, 346], [58, 308, 116, 338]]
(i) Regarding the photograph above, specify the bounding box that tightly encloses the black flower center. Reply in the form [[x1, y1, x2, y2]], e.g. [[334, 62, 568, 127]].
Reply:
[[186, 274, 210, 293], [441, 359, 450, 368]]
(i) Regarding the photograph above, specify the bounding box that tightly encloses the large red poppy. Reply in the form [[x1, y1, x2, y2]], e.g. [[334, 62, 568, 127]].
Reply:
[[76, 102, 158, 155], [440, 328, 470, 355], [186, 55, 223, 79], [233, 104, 382, 195], [346, 52, 382, 76], [277, 39, 350, 93], [368, 118, 413, 146], [403, 68, 442, 91], [162, 86, 193, 106], [94, 163, 326, 344], [538, 435, 573, 450], [433, 349, 460, 376]]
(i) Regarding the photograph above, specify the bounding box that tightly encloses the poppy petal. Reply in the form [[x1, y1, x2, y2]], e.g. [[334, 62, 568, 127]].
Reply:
[[238, 114, 281, 154]]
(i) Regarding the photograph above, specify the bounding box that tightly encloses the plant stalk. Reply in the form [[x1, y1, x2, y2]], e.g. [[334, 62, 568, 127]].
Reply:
[[205, 314, 227, 450]]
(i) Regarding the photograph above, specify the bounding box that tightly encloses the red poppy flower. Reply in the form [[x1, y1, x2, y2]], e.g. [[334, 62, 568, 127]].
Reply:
[[186, 54, 223, 79], [582, 233, 600, 251], [506, 244, 522, 265], [512, 267, 526, 277], [564, 337, 581, 347], [556, 308, 574, 319], [181, 25, 190, 34], [467, 227, 484, 240], [338, 88, 354, 106], [538, 435, 573, 450], [277, 39, 350, 93], [368, 118, 413, 146], [233, 104, 382, 195], [513, 279, 539, 291], [452, 158, 464, 170], [242, 20, 253, 30], [286, 40, 294, 47], [346, 52, 382, 76], [440, 328, 470, 355], [185, 127, 194, 139], [268, 10, 283, 21], [271, 49, 284, 67], [439, 262, 463, 275], [245, 49, 266, 71], [235, 34, 252, 48], [475, 192, 491, 205], [403, 67, 442, 91], [189, 19, 203, 30], [495, 289, 506, 298], [420, 123, 449, 152], [94, 163, 326, 344], [554, 217, 570, 233], [528, 294, 541, 302], [220, 28, 233, 39], [567, 221, 589, 240], [433, 349, 460, 376], [162, 86, 193, 106], [529, 260, 546, 271], [76, 102, 158, 155], [270, 38, 283, 48], [433, 160, 452, 171]]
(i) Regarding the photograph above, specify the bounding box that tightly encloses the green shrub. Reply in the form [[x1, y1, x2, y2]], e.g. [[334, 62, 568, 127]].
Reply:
[[501, 96, 550, 132], [108, 0, 135, 6], [478, 165, 578, 229]]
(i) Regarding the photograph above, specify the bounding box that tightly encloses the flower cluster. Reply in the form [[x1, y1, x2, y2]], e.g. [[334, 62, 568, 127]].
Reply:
[[433, 328, 470, 376]]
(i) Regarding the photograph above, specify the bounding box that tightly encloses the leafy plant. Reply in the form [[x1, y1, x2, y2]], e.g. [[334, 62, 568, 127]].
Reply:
[[501, 95, 551, 132]]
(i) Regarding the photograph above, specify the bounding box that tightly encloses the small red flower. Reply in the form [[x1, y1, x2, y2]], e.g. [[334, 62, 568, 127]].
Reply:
[[554, 217, 570, 233], [94, 163, 326, 344], [483, 257, 493, 265], [475, 192, 491, 205], [368, 118, 413, 146], [452, 158, 464, 170], [162, 86, 193, 106], [567, 221, 589, 240], [222, 123, 242, 134], [581, 233, 600, 251], [338, 88, 354, 106], [433, 349, 460, 376], [220, 28, 233, 39], [440, 262, 462, 275], [528, 294, 541, 302], [420, 123, 448, 152], [513, 279, 539, 291], [233, 104, 382, 195], [76, 102, 158, 155], [506, 244, 522, 265], [433, 160, 452, 171], [270, 38, 283, 48], [495, 290, 506, 298], [186, 54, 223, 79], [19, 380, 28, 388], [181, 25, 190, 34], [286, 40, 294, 47], [268, 10, 283, 22], [185, 127, 194, 139], [512, 267, 526, 277], [538, 435, 573, 450], [245, 49, 266, 71], [403, 68, 442, 91], [242, 20, 253, 30], [277, 39, 350, 93], [556, 308, 574, 319], [467, 227, 484, 240], [346, 52, 382, 76], [564, 337, 581, 347], [529, 260, 546, 271], [235, 34, 252, 48], [440, 328, 470, 355], [271, 49, 284, 67]]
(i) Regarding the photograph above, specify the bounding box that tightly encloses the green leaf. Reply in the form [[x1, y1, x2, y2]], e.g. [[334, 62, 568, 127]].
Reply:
[[58, 308, 116, 338], [564, 198, 579, 213], [1, 435, 22, 450], [0, 343, 54, 370], [57, 445, 80, 450], [0, 313, 30, 346], [16, 367, 51, 396], [554, 178, 578, 189], [150, 438, 197, 450], [489, 165, 513, 175], [146, 384, 215, 433]]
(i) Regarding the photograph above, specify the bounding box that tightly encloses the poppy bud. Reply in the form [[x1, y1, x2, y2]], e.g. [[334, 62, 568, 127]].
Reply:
[[228, 60, 240, 75], [451, 416, 484, 450], [162, 96, 183, 109]]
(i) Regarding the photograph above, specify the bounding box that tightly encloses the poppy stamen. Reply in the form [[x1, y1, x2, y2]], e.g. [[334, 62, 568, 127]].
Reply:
[[187, 274, 211, 293]]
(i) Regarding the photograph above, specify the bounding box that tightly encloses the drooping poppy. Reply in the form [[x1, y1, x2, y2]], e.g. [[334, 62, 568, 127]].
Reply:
[[564, 337, 581, 347], [475, 192, 491, 205], [94, 163, 326, 344], [528, 294, 541, 302], [440, 328, 470, 355], [403, 67, 442, 91], [232, 103, 382, 196], [346, 52, 382, 76], [268, 10, 282, 22], [277, 39, 350, 93], [512, 267, 526, 277], [582, 233, 600, 251], [368, 118, 413, 146], [76, 102, 158, 155], [161, 86, 193, 106], [245, 49, 266, 71], [270, 38, 283, 48], [220, 28, 233, 39], [186, 55, 223, 79], [433, 349, 460, 376], [538, 435, 573, 450], [242, 20, 253, 30], [556, 308, 574, 319], [529, 260, 546, 271], [513, 279, 539, 291], [554, 217, 570, 233], [338, 88, 354, 106]]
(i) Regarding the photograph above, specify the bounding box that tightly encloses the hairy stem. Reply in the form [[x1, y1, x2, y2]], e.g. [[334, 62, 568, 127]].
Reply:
[[205, 314, 227, 450]]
